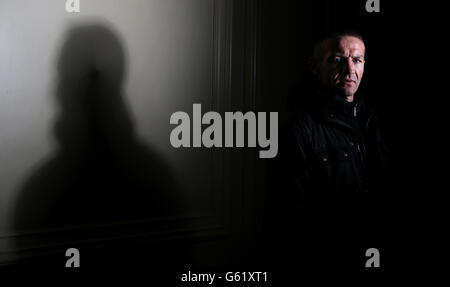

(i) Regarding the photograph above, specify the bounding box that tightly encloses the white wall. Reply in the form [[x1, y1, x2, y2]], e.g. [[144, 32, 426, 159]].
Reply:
[[0, 0, 215, 239]]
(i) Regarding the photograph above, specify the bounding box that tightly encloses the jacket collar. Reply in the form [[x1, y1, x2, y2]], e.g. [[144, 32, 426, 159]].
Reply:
[[310, 87, 369, 134]]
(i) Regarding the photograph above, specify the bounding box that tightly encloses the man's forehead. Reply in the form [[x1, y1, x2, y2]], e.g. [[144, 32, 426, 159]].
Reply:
[[326, 36, 365, 56], [336, 37, 365, 54]]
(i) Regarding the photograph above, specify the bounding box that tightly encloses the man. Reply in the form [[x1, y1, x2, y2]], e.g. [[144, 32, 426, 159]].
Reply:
[[264, 32, 390, 270]]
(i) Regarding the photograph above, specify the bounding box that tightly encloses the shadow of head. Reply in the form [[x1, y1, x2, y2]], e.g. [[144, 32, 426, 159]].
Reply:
[[13, 22, 184, 231], [58, 23, 126, 86], [54, 23, 133, 151]]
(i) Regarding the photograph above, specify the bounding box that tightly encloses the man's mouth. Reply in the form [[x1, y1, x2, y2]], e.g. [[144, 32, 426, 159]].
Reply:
[[337, 79, 355, 86]]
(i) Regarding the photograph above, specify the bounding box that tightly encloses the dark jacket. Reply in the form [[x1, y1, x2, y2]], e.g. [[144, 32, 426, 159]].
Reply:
[[270, 83, 390, 205], [263, 84, 391, 269]]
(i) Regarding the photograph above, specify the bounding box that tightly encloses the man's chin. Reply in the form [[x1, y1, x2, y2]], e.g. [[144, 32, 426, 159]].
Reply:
[[335, 88, 355, 100]]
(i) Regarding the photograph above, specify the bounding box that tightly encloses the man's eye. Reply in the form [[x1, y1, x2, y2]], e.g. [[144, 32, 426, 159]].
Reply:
[[353, 58, 363, 63], [329, 56, 341, 64]]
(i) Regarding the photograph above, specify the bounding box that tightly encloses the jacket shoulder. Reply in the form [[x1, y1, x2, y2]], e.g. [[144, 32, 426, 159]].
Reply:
[[280, 108, 319, 152]]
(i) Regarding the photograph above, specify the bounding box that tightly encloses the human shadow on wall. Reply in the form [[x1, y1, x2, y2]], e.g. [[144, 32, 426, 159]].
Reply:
[[12, 23, 190, 269]]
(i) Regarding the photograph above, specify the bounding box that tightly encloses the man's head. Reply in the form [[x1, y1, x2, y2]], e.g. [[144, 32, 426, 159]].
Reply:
[[311, 33, 366, 101]]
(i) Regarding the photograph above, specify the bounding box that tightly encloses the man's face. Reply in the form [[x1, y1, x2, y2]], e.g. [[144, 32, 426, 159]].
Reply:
[[314, 36, 365, 100]]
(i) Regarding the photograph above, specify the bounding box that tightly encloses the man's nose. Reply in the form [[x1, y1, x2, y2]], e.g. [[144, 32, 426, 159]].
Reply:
[[342, 57, 356, 74]]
